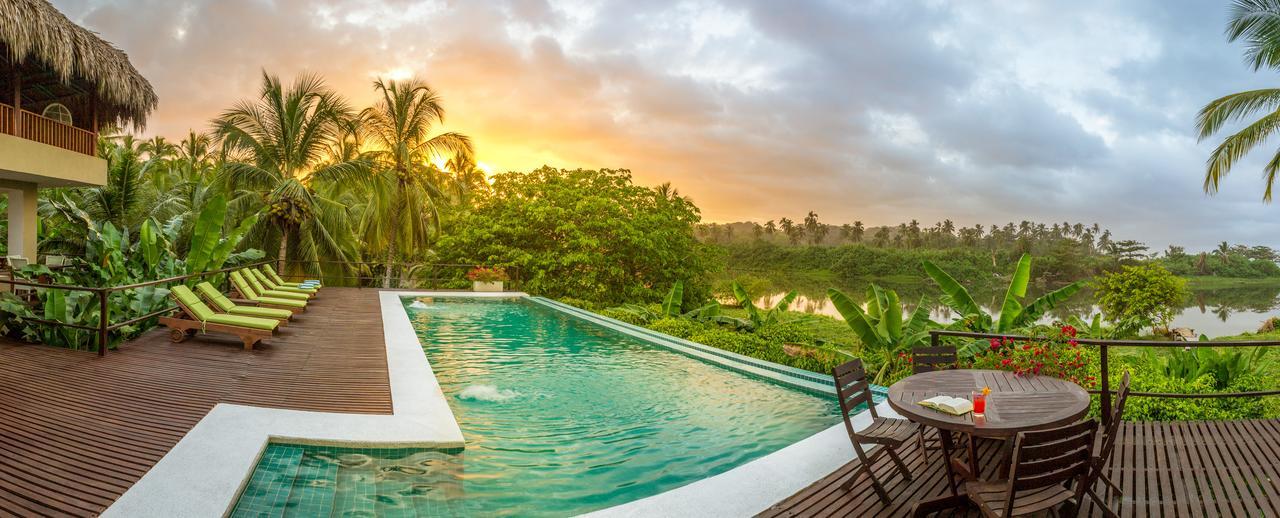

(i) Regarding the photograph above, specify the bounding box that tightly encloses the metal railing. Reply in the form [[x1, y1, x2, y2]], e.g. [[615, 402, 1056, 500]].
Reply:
[[928, 329, 1280, 426], [278, 260, 521, 291], [0, 260, 270, 357]]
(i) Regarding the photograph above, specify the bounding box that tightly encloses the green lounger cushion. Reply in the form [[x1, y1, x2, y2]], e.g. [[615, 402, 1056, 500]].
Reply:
[[231, 271, 308, 308], [195, 282, 292, 319], [252, 269, 316, 294], [259, 296, 308, 308], [241, 270, 310, 300], [171, 285, 279, 331], [262, 265, 321, 289], [206, 313, 280, 331]]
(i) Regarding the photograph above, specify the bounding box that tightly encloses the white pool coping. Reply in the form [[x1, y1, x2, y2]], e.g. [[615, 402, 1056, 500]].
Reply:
[[103, 290, 517, 518], [105, 290, 882, 518]]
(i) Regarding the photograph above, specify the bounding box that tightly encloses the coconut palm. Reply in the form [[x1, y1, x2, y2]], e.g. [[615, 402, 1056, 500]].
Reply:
[[360, 77, 472, 287], [213, 71, 369, 274], [1197, 0, 1280, 200]]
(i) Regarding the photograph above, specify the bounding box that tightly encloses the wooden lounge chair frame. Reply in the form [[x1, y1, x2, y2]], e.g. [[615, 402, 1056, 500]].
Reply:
[[230, 271, 305, 313], [159, 289, 275, 350], [251, 268, 317, 299], [195, 283, 290, 326]]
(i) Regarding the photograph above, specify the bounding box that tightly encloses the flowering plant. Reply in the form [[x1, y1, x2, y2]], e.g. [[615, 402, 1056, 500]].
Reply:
[[968, 325, 1098, 389], [466, 266, 509, 283]]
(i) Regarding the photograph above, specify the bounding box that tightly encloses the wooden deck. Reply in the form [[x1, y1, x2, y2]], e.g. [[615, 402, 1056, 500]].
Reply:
[[0, 287, 392, 517], [761, 419, 1280, 517]]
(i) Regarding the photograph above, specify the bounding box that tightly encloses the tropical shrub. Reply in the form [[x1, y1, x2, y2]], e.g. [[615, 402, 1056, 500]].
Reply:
[[923, 254, 1084, 357], [686, 327, 844, 373], [437, 167, 713, 306], [0, 199, 262, 350], [1116, 359, 1267, 421], [829, 284, 935, 384], [1093, 264, 1188, 335], [730, 281, 796, 330], [1142, 346, 1269, 390], [968, 325, 1098, 389]]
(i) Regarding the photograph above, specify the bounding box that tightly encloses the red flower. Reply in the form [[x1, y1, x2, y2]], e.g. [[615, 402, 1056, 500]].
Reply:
[[1001, 358, 1012, 366], [1061, 325, 1077, 337]]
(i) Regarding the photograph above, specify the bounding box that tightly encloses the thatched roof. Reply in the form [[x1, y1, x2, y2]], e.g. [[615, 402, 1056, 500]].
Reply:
[[0, 0, 156, 129]]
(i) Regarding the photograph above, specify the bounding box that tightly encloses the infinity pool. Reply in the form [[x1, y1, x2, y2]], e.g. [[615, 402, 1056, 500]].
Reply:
[[233, 296, 847, 517]]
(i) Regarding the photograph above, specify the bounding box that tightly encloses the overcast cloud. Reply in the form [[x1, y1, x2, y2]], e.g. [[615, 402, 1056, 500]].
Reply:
[[52, 0, 1280, 250]]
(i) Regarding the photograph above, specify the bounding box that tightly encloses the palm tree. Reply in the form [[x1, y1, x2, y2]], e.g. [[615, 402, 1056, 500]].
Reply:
[[360, 77, 472, 287], [1197, 0, 1280, 200], [214, 71, 369, 274]]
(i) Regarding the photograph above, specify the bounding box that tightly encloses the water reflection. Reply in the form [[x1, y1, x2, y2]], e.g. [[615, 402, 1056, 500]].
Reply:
[[746, 281, 1280, 338]]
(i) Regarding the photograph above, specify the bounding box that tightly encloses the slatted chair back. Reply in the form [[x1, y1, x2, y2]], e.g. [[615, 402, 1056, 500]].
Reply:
[[833, 359, 878, 430], [1004, 419, 1098, 512], [1097, 371, 1131, 467], [912, 345, 958, 373]]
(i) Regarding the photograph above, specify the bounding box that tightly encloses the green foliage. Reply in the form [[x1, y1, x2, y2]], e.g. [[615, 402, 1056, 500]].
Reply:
[[923, 254, 1084, 343], [731, 281, 796, 329], [686, 327, 844, 374], [829, 284, 934, 383], [1114, 358, 1268, 421], [1093, 264, 1188, 334], [1144, 346, 1269, 390], [437, 167, 712, 306]]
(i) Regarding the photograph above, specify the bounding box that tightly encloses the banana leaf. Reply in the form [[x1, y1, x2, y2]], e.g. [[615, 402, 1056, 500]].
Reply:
[[922, 260, 983, 318], [996, 253, 1032, 331], [829, 288, 885, 348], [1016, 280, 1085, 327], [661, 281, 684, 317]]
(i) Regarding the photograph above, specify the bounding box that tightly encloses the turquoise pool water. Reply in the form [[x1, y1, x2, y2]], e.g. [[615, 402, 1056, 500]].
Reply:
[[233, 297, 852, 517]]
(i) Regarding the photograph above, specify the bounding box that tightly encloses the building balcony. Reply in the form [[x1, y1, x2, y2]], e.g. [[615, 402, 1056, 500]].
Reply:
[[0, 101, 97, 156]]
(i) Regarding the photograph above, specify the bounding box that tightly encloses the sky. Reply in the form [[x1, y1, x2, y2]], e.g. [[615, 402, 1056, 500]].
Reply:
[[50, 0, 1280, 251]]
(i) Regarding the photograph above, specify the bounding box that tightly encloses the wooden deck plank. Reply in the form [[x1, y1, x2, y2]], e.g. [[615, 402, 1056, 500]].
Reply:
[[0, 287, 392, 516], [762, 418, 1280, 518]]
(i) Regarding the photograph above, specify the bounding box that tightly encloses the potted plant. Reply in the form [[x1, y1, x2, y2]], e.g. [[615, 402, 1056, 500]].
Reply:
[[467, 266, 509, 292]]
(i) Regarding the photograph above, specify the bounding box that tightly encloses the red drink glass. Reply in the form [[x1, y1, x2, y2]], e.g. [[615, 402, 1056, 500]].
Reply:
[[973, 394, 986, 416]]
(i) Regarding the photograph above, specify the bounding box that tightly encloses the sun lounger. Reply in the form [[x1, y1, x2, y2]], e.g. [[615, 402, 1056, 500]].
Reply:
[[239, 269, 310, 301], [262, 264, 321, 289], [230, 271, 308, 312], [159, 285, 279, 350], [250, 268, 317, 297], [195, 282, 292, 324]]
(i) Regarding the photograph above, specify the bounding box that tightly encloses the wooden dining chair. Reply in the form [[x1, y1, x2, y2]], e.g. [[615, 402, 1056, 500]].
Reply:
[[1085, 371, 1131, 518], [963, 419, 1098, 518], [911, 345, 958, 460], [833, 359, 920, 504]]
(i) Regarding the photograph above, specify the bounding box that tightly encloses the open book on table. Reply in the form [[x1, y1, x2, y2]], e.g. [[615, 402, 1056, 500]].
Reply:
[[918, 395, 973, 416]]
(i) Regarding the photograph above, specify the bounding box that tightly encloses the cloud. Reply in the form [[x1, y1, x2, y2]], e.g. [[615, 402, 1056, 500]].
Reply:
[[56, 0, 1280, 250]]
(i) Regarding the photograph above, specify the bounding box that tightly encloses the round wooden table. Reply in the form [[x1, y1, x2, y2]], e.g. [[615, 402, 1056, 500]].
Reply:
[[887, 369, 1091, 512], [888, 368, 1090, 439]]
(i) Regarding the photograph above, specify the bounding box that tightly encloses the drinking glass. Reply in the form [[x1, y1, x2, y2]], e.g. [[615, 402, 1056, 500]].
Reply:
[[973, 392, 986, 417]]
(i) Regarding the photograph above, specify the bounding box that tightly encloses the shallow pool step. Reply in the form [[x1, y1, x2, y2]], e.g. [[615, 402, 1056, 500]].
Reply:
[[230, 445, 305, 518], [282, 452, 339, 518]]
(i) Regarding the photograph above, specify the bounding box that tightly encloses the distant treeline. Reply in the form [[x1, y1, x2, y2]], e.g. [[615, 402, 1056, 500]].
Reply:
[[704, 215, 1280, 282]]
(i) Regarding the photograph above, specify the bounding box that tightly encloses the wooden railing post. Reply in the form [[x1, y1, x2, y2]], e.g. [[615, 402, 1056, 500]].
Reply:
[[97, 289, 109, 357], [1100, 343, 1111, 427]]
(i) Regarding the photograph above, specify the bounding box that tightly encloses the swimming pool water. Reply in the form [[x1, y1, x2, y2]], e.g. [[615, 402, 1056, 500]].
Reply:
[[233, 296, 846, 517]]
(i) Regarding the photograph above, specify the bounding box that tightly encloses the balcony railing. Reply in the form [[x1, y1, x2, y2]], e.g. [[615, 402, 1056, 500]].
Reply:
[[0, 103, 97, 156]]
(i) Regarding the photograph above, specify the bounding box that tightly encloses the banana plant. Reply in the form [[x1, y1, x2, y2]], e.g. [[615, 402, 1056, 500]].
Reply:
[[829, 284, 935, 384], [732, 281, 797, 329], [615, 281, 724, 325], [923, 254, 1084, 356]]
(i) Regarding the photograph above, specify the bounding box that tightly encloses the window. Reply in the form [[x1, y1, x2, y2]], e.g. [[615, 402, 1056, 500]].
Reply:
[[41, 103, 73, 125]]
